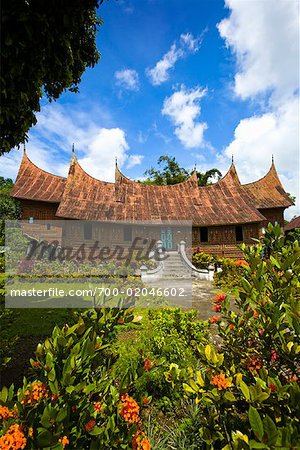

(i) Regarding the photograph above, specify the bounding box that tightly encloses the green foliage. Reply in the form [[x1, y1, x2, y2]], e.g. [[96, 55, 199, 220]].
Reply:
[[196, 168, 222, 186], [1, 1, 103, 153], [192, 250, 215, 269], [142, 155, 190, 185], [111, 308, 208, 411], [141, 154, 222, 186], [0, 308, 152, 449], [179, 224, 300, 448]]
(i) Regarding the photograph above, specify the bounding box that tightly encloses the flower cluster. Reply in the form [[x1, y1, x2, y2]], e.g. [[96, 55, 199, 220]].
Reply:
[[143, 358, 154, 372], [132, 430, 151, 450], [0, 424, 27, 450], [214, 293, 226, 303], [119, 394, 140, 424], [247, 356, 262, 372], [211, 373, 232, 391], [85, 419, 96, 432], [94, 401, 103, 413], [210, 315, 221, 324], [58, 435, 69, 448], [0, 406, 18, 420], [235, 259, 248, 267], [20, 381, 48, 405]]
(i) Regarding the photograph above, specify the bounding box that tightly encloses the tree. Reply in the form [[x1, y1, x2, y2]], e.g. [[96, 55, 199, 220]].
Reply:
[[143, 155, 190, 185], [142, 155, 222, 186], [1, 0, 103, 154], [196, 168, 222, 186], [0, 177, 20, 244]]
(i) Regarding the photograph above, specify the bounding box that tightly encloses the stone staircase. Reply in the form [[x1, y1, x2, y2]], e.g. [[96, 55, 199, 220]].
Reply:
[[160, 251, 192, 278]]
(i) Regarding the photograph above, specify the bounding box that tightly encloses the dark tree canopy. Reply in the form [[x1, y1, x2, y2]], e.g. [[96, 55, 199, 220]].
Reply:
[[143, 155, 190, 185], [142, 155, 222, 186], [196, 168, 222, 186], [1, 0, 103, 154], [0, 177, 20, 244]]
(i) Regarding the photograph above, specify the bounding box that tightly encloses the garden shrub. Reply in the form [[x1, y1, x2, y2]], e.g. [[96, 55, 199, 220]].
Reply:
[[179, 224, 300, 448], [0, 308, 151, 449]]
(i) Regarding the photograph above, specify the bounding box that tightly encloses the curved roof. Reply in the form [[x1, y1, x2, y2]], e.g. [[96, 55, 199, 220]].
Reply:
[[11, 152, 292, 224], [285, 215, 300, 231], [11, 151, 66, 203], [55, 159, 264, 224], [242, 161, 293, 209]]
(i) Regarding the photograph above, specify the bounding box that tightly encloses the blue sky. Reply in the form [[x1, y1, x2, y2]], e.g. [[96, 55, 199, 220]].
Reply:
[[1, 0, 299, 218]]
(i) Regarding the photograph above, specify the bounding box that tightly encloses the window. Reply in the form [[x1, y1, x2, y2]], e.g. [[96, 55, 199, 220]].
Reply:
[[235, 225, 243, 242], [46, 223, 51, 230], [29, 217, 34, 224], [200, 227, 208, 243], [123, 225, 132, 242], [84, 223, 92, 240]]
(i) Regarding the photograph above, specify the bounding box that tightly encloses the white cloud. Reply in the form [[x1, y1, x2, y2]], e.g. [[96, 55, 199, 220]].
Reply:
[[146, 32, 204, 85], [126, 154, 144, 169], [0, 103, 137, 182], [217, 0, 299, 103], [114, 69, 140, 92], [217, 0, 299, 219], [162, 86, 208, 148]]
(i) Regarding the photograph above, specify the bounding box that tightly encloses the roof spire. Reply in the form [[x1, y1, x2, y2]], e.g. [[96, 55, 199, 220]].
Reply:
[[272, 154, 274, 163], [194, 161, 197, 172], [72, 143, 75, 154], [231, 154, 234, 164], [115, 156, 118, 167]]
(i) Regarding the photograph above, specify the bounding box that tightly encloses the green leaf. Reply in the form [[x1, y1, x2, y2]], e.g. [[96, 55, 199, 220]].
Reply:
[[0, 386, 8, 402], [37, 428, 53, 447], [224, 391, 236, 402], [183, 383, 197, 394], [239, 381, 250, 401], [263, 415, 278, 445], [196, 371, 205, 387], [56, 407, 68, 423], [249, 406, 264, 441], [249, 440, 269, 449]]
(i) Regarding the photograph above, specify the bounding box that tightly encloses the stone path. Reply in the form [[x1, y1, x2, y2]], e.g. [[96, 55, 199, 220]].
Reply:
[[192, 279, 217, 320]]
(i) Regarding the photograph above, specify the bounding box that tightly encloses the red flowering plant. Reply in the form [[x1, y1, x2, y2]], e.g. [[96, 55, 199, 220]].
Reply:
[[180, 224, 300, 448], [0, 308, 151, 449]]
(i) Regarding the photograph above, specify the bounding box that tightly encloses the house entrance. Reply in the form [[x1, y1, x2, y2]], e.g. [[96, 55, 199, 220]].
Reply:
[[160, 227, 173, 250]]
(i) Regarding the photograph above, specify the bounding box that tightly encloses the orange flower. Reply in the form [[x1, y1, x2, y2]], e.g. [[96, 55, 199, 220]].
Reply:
[[247, 357, 262, 371], [287, 374, 299, 382], [85, 419, 96, 432], [132, 430, 151, 450], [268, 382, 277, 392], [235, 260, 248, 267], [117, 318, 125, 324], [214, 293, 226, 303], [32, 360, 40, 368], [119, 394, 140, 424], [210, 315, 221, 323], [0, 406, 18, 420], [59, 435, 69, 448], [0, 423, 27, 450], [211, 373, 232, 391], [142, 397, 150, 406], [94, 401, 102, 413], [143, 358, 154, 372], [20, 381, 48, 405], [28, 427, 34, 438], [229, 324, 234, 330], [213, 304, 222, 312]]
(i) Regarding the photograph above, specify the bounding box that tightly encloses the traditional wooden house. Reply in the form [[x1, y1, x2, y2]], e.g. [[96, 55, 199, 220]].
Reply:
[[11, 150, 293, 258]]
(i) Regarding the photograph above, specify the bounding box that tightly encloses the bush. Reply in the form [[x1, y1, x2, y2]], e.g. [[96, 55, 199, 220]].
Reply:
[[0, 308, 151, 449], [179, 224, 300, 448]]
